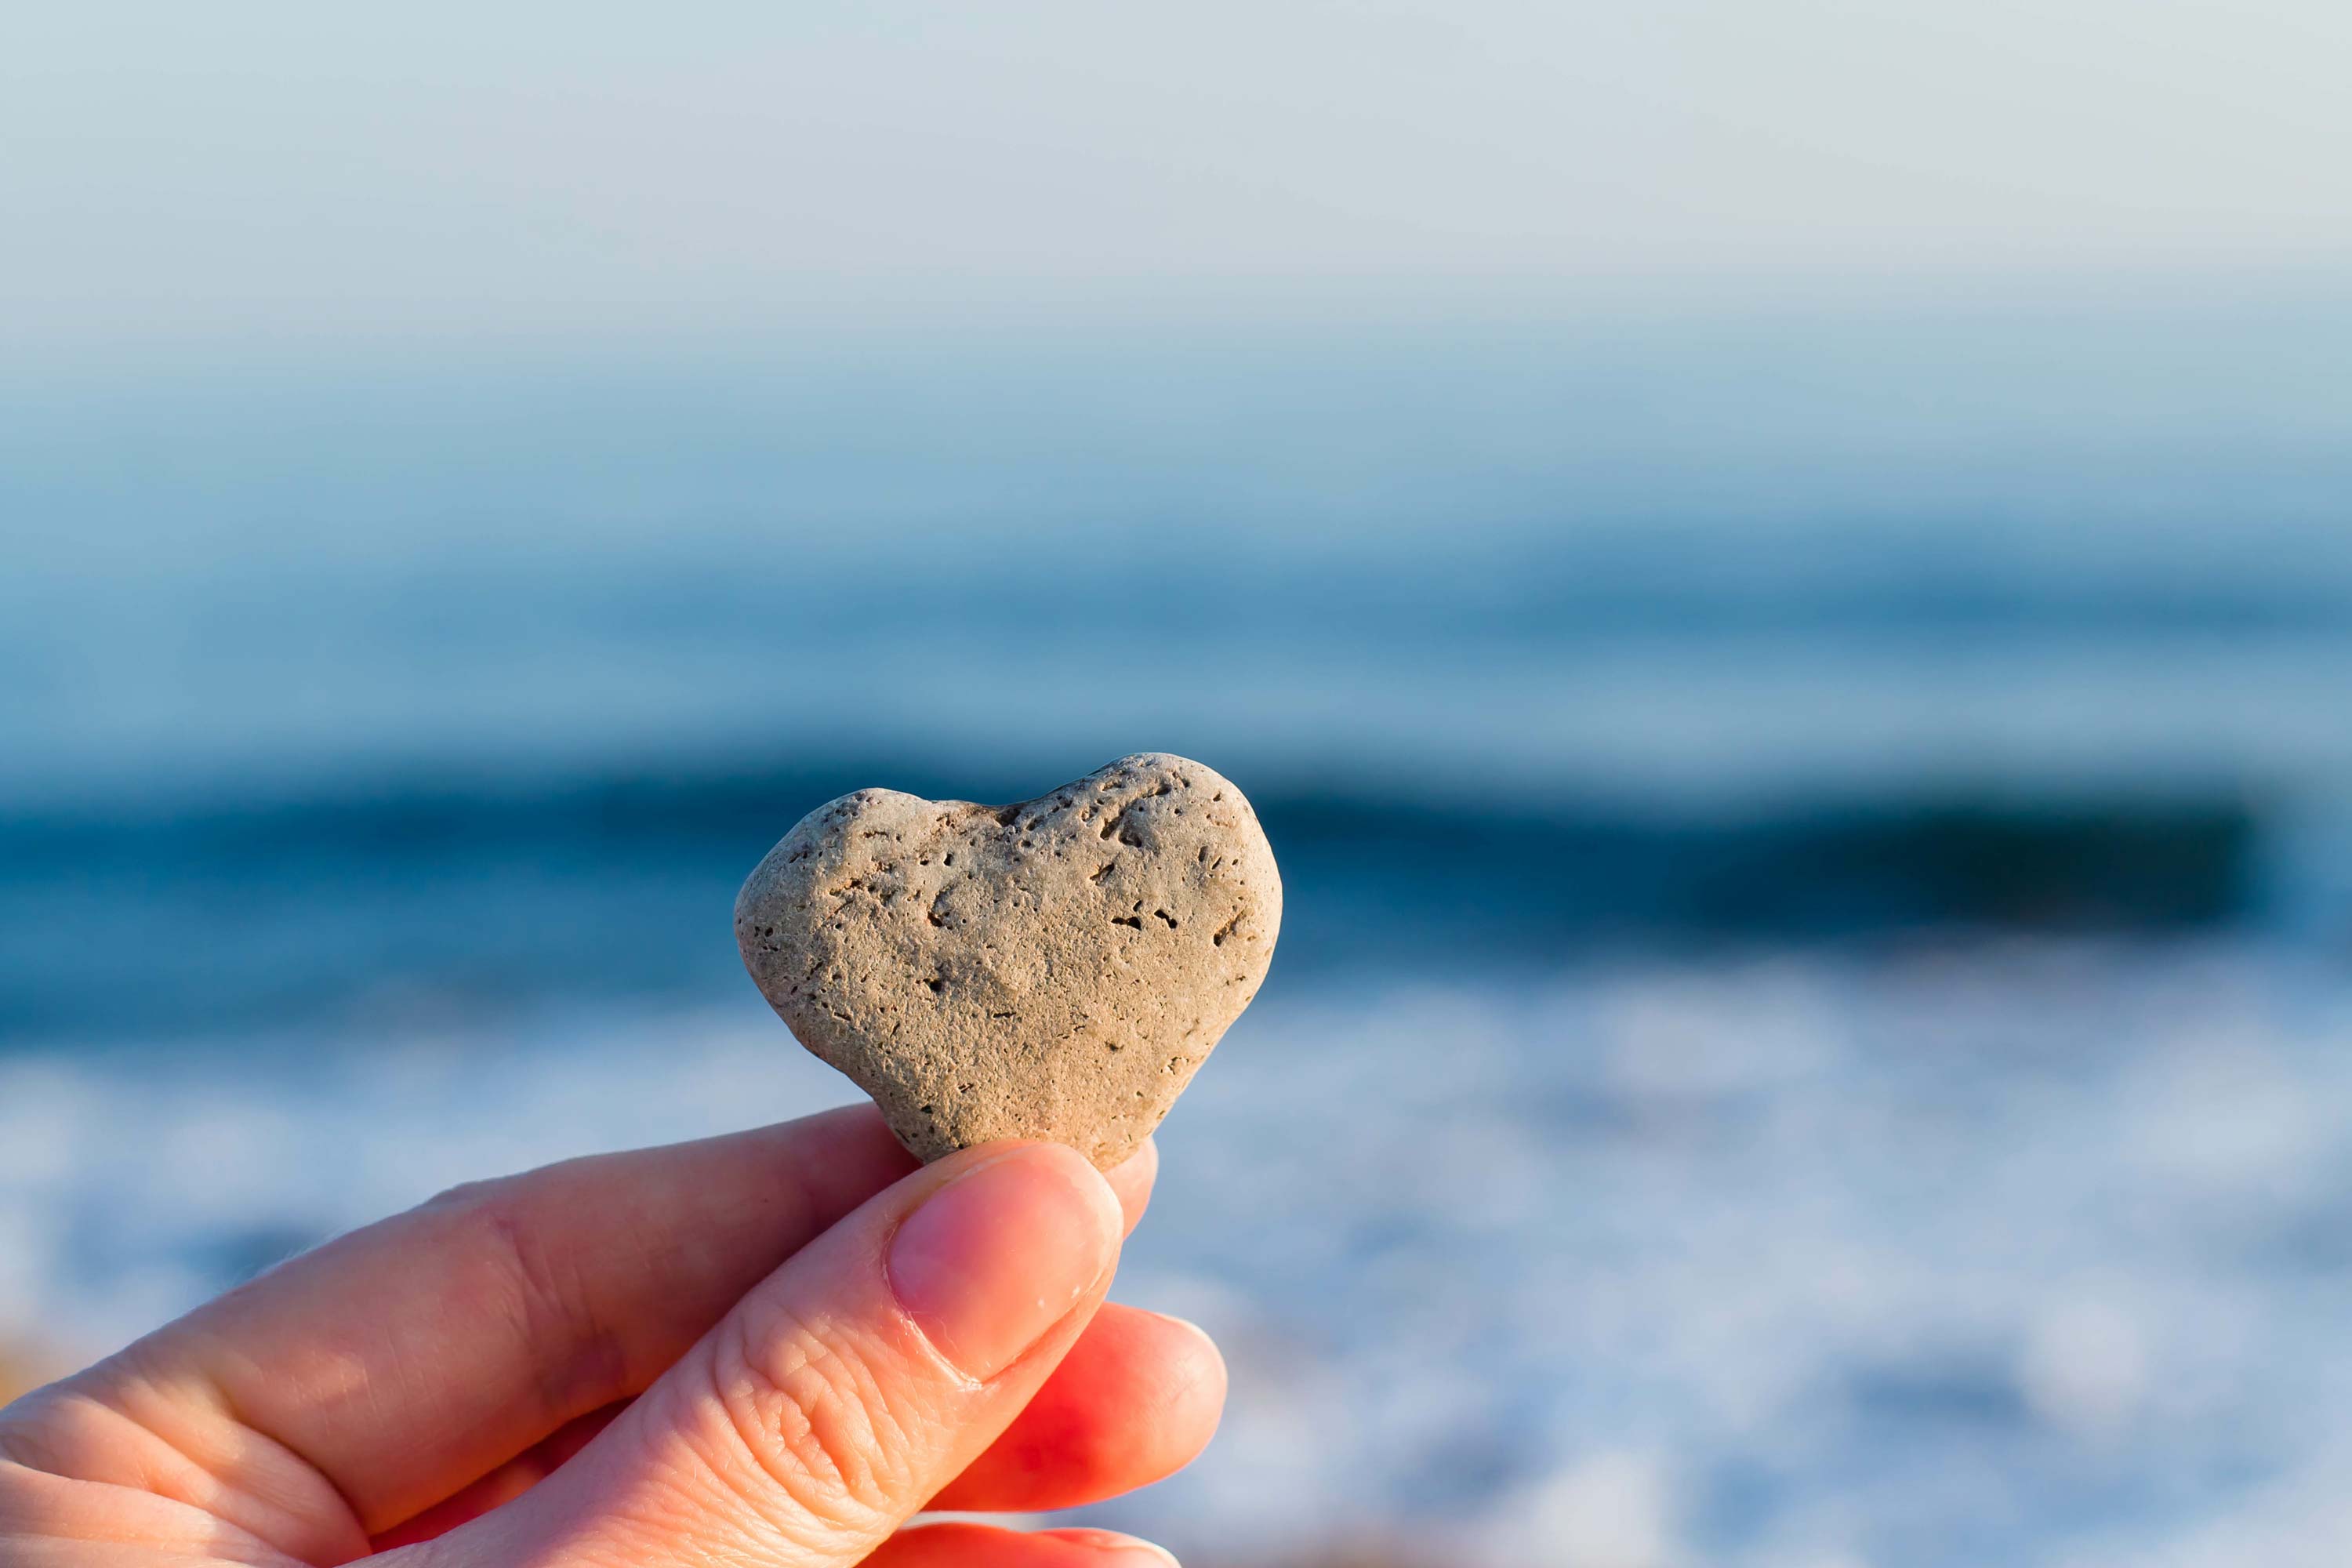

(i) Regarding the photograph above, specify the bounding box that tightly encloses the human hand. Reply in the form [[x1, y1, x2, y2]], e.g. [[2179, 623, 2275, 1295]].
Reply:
[[0, 1105, 1221, 1566]]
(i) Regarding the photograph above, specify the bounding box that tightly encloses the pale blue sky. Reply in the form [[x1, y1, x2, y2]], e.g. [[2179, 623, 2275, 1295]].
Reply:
[[6, 1, 2349, 350]]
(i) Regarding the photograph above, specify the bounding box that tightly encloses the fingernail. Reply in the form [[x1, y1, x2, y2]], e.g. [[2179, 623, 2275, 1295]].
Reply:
[[1041, 1528, 1181, 1565], [887, 1145, 1121, 1380]]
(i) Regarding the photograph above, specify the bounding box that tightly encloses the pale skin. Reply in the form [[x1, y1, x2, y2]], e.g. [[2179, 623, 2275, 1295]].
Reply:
[[0, 1105, 1224, 1566]]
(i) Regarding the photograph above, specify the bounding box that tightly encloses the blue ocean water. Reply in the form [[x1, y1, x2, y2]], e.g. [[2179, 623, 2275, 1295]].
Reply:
[[8, 299, 2352, 1563]]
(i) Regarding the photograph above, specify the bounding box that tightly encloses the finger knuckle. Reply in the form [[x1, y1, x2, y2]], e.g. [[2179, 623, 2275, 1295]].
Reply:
[[428, 1183, 629, 1416], [706, 1308, 914, 1537]]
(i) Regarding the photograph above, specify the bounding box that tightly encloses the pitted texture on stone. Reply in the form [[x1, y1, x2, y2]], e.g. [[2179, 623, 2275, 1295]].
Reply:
[[735, 753, 1282, 1167]]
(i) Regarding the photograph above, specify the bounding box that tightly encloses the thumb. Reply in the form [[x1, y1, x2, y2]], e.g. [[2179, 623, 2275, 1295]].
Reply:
[[416, 1140, 1124, 1568]]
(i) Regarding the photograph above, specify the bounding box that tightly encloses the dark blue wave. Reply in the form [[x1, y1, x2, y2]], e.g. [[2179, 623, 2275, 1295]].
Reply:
[[0, 756, 2266, 1046]]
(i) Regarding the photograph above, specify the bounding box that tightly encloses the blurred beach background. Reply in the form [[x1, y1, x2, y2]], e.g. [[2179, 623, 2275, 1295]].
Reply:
[[9, 5, 2352, 1565]]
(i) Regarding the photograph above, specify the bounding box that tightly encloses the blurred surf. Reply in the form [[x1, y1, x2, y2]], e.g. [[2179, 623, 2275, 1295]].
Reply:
[[10, 305, 2352, 1564], [6, 941, 2350, 1568], [0, 757, 2287, 1046]]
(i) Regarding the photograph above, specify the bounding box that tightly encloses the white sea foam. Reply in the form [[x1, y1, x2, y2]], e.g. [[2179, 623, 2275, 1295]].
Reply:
[[5, 940, 2351, 1566]]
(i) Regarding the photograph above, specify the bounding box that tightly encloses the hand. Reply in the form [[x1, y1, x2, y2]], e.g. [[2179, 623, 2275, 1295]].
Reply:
[[0, 1105, 1221, 1566]]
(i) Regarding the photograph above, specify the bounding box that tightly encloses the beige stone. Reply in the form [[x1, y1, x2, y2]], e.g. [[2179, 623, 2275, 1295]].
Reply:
[[735, 753, 1281, 1167]]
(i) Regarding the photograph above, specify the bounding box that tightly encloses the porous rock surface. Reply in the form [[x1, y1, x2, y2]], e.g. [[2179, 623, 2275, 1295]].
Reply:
[[735, 753, 1282, 1167]]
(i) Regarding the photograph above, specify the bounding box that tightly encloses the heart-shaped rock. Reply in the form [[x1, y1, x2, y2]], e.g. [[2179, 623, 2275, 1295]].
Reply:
[[735, 753, 1281, 1167]]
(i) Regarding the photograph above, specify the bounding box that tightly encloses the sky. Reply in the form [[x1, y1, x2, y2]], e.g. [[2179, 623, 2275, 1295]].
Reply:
[[6, 0, 2351, 350], [7, 1, 2352, 806]]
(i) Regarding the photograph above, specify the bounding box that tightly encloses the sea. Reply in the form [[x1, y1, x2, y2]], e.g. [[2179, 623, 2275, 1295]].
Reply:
[[6, 293, 2352, 1566]]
